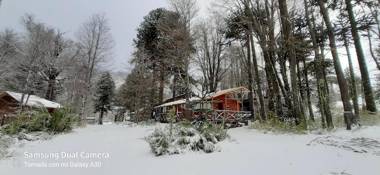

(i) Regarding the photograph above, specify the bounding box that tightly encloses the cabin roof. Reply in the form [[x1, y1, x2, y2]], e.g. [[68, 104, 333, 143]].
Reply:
[[207, 87, 249, 98], [155, 87, 249, 108], [0, 91, 61, 109], [155, 97, 201, 108]]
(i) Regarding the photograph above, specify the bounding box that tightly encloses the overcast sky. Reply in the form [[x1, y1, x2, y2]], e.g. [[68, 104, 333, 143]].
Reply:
[[0, 0, 378, 77], [0, 0, 172, 72]]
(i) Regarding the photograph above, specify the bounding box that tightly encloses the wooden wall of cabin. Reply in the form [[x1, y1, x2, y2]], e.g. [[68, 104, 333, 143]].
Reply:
[[0, 99, 17, 126], [211, 95, 241, 111]]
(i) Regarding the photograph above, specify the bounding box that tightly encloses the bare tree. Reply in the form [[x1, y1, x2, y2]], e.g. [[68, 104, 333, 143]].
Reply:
[[195, 16, 229, 93], [76, 13, 114, 121], [168, 0, 198, 30], [0, 29, 19, 81]]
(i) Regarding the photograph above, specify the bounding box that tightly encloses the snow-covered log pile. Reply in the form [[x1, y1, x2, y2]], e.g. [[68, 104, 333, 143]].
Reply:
[[146, 123, 227, 156]]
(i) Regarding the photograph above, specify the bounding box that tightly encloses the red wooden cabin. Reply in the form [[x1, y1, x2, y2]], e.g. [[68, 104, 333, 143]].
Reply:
[[154, 87, 252, 124]]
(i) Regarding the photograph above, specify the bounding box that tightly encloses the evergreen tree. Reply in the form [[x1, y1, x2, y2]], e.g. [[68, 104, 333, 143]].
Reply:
[[94, 72, 115, 125]]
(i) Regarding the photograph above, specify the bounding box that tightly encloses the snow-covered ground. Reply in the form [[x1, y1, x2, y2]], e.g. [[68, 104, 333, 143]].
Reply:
[[0, 124, 379, 175]]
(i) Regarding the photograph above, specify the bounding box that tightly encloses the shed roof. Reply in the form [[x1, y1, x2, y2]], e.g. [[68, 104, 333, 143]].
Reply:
[[0, 91, 61, 109]]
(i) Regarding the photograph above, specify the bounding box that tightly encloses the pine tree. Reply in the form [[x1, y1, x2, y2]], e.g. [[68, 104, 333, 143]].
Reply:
[[94, 72, 115, 125]]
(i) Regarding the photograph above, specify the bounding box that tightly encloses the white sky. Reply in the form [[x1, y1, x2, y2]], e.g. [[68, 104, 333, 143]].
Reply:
[[0, 0, 215, 73], [0, 0, 378, 79], [0, 0, 170, 72]]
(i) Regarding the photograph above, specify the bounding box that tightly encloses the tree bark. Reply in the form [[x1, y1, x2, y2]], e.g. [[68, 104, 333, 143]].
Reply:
[[345, 0, 377, 113], [159, 65, 165, 104], [245, 34, 255, 120], [303, 59, 315, 121], [278, 0, 305, 127], [318, 0, 354, 130], [249, 33, 266, 121], [297, 61, 307, 118], [45, 77, 57, 101], [343, 32, 360, 121], [99, 109, 104, 125]]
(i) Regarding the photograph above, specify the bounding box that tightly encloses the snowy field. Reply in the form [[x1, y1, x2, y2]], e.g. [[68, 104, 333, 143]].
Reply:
[[0, 124, 379, 175]]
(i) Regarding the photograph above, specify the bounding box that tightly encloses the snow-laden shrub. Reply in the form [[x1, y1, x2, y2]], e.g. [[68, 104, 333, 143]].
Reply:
[[27, 112, 50, 132], [47, 109, 76, 133], [1, 109, 77, 135], [2, 115, 30, 135], [146, 123, 227, 156]]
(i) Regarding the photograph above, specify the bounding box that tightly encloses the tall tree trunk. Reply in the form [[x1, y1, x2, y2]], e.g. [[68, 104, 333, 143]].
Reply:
[[343, 32, 360, 121], [278, 0, 305, 127], [172, 73, 177, 98], [159, 65, 165, 104], [266, 0, 285, 117], [151, 67, 158, 108], [249, 33, 266, 121], [297, 61, 306, 118], [45, 78, 57, 101], [305, 3, 332, 127], [303, 59, 315, 121], [245, 34, 255, 119], [345, 0, 377, 113], [362, 85, 366, 110], [318, 0, 354, 130], [99, 109, 104, 125]]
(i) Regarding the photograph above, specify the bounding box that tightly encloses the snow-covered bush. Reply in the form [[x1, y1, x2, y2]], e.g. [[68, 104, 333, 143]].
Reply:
[[1, 109, 77, 135], [47, 109, 76, 133], [146, 123, 227, 156]]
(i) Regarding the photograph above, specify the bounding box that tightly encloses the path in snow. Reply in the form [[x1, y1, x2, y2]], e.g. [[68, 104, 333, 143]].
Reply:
[[0, 124, 379, 175]]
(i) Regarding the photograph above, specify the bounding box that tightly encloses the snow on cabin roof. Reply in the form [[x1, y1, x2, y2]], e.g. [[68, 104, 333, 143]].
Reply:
[[155, 87, 249, 108], [3, 91, 61, 109], [207, 87, 249, 98], [155, 97, 201, 108]]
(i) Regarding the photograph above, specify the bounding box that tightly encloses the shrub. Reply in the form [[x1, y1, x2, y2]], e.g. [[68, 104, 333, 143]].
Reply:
[[27, 112, 50, 132], [47, 109, 75, 133], [2, 119, 23, 135], [146, 122, 227, 156], [146, 129, 171, 156], [1, 108, 77, 135], [2, 115, 30, 135]]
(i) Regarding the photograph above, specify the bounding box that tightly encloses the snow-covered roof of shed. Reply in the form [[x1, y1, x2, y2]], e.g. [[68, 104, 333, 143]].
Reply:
[[3, 91, 61, 109], [155, 97, 201, 108]]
